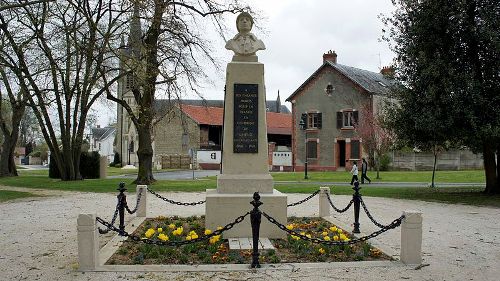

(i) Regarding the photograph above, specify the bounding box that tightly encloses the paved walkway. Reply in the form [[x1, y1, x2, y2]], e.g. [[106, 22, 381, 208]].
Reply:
[[0, 186, 499, 280]]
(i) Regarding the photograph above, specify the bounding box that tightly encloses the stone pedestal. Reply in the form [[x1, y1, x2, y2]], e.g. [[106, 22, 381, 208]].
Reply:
[[400, 211, 423, 264], [205, 56, 287, 238], [205, 189, 286, 238]]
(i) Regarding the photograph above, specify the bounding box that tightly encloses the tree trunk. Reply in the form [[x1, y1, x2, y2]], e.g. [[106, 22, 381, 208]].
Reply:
[[0, 138, 17, 177], [0, 105, 24, 177], [431, 151, 437, 188], [134, 124, 155, 184], [376, 152, 380, 179], [483, 142, 498, 194]]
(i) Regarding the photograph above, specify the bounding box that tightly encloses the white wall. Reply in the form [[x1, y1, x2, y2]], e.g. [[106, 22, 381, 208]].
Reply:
[[197, 150, 221, 164], [272, 152, 292, 166]]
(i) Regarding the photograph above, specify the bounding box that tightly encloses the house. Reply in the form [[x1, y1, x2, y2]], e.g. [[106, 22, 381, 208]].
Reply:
[[120, 101, 292, 170], [286, 50, 395, 171], [90, 126, 116, 163]]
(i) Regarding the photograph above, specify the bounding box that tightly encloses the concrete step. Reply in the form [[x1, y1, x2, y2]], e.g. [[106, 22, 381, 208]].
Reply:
[[228, 238, 275, 250]]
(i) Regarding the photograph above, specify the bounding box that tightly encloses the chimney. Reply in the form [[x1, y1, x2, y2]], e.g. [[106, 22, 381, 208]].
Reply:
[[380, 66, 395, 78], [97, 125, 100, 128], [323, 50, 337, 64]]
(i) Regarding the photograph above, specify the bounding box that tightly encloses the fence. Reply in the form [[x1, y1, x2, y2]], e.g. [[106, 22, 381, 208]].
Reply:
[[78, 182, 423, 270], [160, 154, 191, 169], [390, 149, 483, 171]]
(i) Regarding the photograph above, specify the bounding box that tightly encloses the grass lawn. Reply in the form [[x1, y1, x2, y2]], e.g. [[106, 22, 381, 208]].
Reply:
[[0, 190, 40, 202], [1, 169, 496, 207], [272, 170, 485, 183]]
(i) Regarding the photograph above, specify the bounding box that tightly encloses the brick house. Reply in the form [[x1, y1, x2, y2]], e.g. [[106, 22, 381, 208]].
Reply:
[[150, 102, 291, 170], [286, 50, 394, 171]]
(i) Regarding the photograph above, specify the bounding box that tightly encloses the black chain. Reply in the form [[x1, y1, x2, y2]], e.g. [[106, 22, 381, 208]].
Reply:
[[287, 190, 320, 207], [359, 197, 394, 229], [262, 211, 404, 246], [147, 187, 206, 206], [96, 212, 250, 246], [98, 199, 121, 234], [124, 189, 143, 214], [325, 192, 354, 213]]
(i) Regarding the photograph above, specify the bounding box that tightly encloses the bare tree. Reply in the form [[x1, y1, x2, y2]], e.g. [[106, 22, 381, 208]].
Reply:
[[0, 0, 127, 180], [105, 0, 250, 184]]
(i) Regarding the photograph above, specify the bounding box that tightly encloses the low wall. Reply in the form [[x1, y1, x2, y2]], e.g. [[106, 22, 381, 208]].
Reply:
[[390, 150, 483, 171]]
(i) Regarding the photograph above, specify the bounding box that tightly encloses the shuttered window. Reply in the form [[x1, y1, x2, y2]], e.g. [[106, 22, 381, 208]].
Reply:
[[351, 140, 360, 159]]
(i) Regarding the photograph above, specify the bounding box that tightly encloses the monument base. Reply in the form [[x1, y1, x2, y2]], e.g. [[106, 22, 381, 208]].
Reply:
[[217, 173, 273, 194], [205, 189, 287, 239]]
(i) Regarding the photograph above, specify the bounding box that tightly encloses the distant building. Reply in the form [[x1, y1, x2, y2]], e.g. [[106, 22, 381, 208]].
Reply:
[[90, 126, 116, 162], [286, 50, 395, 171]]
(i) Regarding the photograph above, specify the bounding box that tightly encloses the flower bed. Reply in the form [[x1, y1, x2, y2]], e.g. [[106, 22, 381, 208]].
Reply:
[[106, 216, 391, 265]]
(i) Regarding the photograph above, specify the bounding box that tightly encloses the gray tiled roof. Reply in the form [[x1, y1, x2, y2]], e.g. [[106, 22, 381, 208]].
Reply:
[[91, 127, 116, 141], [287, 62, 396, 101], [328, 62, 395, 95]]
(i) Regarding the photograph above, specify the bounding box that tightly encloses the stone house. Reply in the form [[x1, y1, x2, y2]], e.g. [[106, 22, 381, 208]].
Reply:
[[286, 50, 394, 171], [89, 126, 116, 163]]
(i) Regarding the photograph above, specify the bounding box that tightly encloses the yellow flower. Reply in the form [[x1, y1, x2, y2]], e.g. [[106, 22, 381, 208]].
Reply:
[[286, 224, 294, 230], [189, 230, 197, 236], [306, 234, 312, 239], [340, 233, 347, 241], [323, 236, 331, 241], [300, 232, 306, 236], [157, 228, 163, 233], [337, 229, 343, 234], [329, 226, 337, 232], [168, 223, 176, 229], [333, 235, 339, 241], [204, 229, 212, 235], [319, 248, 326, 254], [344, 238, 351, 242], [209, 235, 220, 244], [186, 236, 192, 241], [172, 227, 183, 236], [145, 228, 155, 238], [291, 235, 300, 241], [322, 231, 328, 236], [158, 233, 169, 241], [217, 226, 223, 230]]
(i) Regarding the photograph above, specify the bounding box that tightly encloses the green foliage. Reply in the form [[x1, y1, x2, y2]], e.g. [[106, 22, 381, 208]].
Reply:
[[49, 151, 100, 179], [113, 152, 120, 165], [379, 154, 391, 171], [382, 0, 500, 193], [80, 151, 100, 179]]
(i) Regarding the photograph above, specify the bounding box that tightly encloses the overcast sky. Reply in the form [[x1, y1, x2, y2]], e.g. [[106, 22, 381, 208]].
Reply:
[[96, 0, 396, 126]]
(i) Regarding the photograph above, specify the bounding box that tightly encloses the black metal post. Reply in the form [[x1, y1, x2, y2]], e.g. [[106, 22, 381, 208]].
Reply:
[[352, 181, 361, 233], [117, 182, 127, 235], [304, 129, 308, 180], [250, 192, 262, 268]]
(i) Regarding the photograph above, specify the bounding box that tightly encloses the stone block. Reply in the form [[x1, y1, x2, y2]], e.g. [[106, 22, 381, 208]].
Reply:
[[400, 211, 423, 265], [77, 214, 99, 271], [205, 189, 287, 239]]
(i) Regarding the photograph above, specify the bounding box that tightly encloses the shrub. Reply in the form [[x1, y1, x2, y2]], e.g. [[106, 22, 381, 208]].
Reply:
[[28, 151, 42, 157], [80, 151, 100, 179], [379, 153, 392, 171], [113, 152, 120, 165]]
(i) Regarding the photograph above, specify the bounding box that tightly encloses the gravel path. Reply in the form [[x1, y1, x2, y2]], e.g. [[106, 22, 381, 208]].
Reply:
[[0, 186, 499, 281]]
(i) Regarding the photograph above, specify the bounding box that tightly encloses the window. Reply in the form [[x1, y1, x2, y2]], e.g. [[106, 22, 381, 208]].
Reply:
[[126, 73, 135, 89], [307, 140, 318, 159], [301, 112, 322, 129], [351, 140, 360, 159], [337, 110, 358, 129], [98, 143, 101, 150]]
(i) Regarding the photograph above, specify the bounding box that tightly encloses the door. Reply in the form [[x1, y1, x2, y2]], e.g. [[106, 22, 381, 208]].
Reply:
[[338, 140, 346, 167]]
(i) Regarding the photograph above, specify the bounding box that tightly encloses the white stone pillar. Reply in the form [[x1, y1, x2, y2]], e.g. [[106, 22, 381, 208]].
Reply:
[[400, 211, 423, 265], [77, 214, 99, 271], [136, 185, 147, 217], [99, 156, 108, 179], [319, 187, 330, 217]]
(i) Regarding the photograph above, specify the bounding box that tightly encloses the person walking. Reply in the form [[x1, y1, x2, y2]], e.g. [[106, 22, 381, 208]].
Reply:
[[350, 161, 359, 185], [361, 158, 372, 184]]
